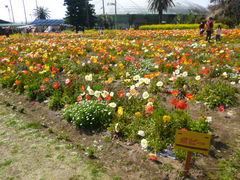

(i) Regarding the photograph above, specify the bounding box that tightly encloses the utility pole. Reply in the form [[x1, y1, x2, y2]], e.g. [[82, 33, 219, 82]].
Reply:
[[5, 5, 11, 22], [115, 0, 117, 29], [102, 0, 105, 15], [35, 0, 38, 8], [9, 0, 15, 22], [22, 0, 27, 24]]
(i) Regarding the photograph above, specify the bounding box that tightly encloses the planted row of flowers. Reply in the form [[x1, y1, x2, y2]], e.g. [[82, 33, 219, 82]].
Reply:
[[0, 29, 239, 156]]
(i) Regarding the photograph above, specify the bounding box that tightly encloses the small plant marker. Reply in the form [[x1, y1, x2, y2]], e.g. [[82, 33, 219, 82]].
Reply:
[[175, 130, 212, 177]]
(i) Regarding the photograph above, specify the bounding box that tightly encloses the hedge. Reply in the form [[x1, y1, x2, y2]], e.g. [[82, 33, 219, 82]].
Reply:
[[139, 23, 228, 30]]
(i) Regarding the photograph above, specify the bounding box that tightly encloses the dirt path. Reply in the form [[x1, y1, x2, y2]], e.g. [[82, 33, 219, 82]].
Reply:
[[0, 104, 110, 180]]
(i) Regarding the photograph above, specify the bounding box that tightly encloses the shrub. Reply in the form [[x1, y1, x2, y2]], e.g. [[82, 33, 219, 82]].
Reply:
[[63, 100, 113, 130], [48, 94, 64, 110], [196, 81, 238, 109]]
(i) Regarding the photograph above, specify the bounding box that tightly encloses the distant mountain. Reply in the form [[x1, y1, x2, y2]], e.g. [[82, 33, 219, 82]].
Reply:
[[91, 0, 208, 15]]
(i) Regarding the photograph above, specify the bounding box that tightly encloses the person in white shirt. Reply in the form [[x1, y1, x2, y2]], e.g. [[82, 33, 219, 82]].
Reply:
[[216, 25, 222, 41]]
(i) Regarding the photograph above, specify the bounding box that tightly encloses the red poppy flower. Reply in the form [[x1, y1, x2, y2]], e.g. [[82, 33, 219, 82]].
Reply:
[[65, 79, 71, 86], [181, 128, 188, 131], [176, 100, 188, 109], [86, 95, 91, 101], [118, 90, 124, 97], [102, 65, 109, 71], [40, 85, 45, 90], [105, 94, 111, 101], [145, 106, 154, 114], [53, 82, 60, 88], [171, 98, 179, 106], [219, 105, 225, 112]]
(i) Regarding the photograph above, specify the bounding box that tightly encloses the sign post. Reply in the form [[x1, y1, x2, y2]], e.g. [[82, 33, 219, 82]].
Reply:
[[175, 130, 211, 176]]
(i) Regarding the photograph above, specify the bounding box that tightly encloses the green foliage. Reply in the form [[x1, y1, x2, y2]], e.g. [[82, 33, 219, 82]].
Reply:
[[25, 83, 47, 102], [48, 93, 64, 110], [196, 81, 238, 108], [64, 0, 96, 30], [63, 101, 113, 130], [216, 149, 240, 180], [139, 23, 228, 30], [33, 6, 50, 20]]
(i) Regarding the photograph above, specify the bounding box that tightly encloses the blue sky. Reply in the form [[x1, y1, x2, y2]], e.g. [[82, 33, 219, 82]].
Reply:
[[0, 0, 211, 23]]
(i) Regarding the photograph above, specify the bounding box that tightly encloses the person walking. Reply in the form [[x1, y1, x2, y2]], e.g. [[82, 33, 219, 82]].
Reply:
[[205, 17, 214, 42], [216, 25, 222, 42]]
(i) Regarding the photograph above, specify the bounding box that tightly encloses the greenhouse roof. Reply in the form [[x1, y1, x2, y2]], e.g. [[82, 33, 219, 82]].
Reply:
[[29, 19, 64, 26]]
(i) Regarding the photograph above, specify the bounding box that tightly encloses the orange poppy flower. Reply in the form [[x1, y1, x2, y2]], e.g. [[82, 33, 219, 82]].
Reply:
[[15, 80, 22, 85], [53, 82, 60, 88], [171, 90, 179, 96]]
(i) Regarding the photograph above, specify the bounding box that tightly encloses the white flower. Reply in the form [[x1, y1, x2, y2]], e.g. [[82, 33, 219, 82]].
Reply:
[[154, 65, 159, 69], [126, 92, 131, 97], [130, 85, 136, 90], [101, 90, 108, 98], [126, 72, 130, 77], [88, 89, 94, 95], [85, 74, 92, 81], [222, 72, 228, 78], [115, 123, 119, 133], [135, 82, 141, 88], [110, 92, 114, 97], [156, 81, 163, 87], [141, 139, 148, 149], [195, 75, 201, 81], [144, 78, 150, 85], [139, 78, 145, 84], [82, 63, 86, 66], [206, 116, 212, 123], [133, 75, 140, 81], [146, 102, 153, 107], [109, 102, 117, 108], [94, 91, 101, 98], [174, 69, 180, 75], [230, 82, 236, 85], [137, 130, 145, 137], [142, 91, 149, 99], [182, 71, 188, 77]]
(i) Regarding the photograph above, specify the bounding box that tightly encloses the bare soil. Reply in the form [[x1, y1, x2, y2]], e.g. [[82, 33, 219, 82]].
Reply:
[[0, 87, 240, 180]]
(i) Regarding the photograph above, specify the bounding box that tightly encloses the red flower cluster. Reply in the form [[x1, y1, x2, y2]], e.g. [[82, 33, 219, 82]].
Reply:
[[171, 98, 188, 109]]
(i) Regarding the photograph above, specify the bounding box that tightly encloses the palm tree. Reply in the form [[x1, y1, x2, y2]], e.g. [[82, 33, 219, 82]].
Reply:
[[148, 0, 175, 24], [33, 6, 50, 20]]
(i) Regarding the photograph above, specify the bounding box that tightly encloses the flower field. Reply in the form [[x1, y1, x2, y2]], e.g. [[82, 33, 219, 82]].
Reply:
[[0, 29, 240, 159]]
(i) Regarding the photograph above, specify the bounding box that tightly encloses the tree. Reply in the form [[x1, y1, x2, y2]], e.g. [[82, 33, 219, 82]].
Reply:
[[209, 0, 240, 27], [64, 0, 96, 32], [148, 0, 175, 24], [33, 6, 50, 20]]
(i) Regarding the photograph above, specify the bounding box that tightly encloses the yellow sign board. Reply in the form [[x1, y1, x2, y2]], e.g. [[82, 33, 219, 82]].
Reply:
[[175, 130, 211, 155]]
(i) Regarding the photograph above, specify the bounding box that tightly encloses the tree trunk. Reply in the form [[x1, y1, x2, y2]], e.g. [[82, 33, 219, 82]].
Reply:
[[159, 10, 163, 24]]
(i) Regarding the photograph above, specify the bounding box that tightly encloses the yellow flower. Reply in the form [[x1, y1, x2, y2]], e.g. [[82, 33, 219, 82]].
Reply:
[[163, 115, 171, 123], [117, 106, 124, 116], [135, 112, 142, 117], [119, 63, 125, 70]]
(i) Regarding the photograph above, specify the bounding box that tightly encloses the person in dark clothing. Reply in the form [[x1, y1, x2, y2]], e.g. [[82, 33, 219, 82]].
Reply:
[[199, 21, 205, 35], [205, 17, 214, 42], [4, 27, 11, 37]]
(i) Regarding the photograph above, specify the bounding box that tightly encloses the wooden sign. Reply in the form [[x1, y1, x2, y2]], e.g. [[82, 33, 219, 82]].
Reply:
[[175, 130, 211, 155]]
